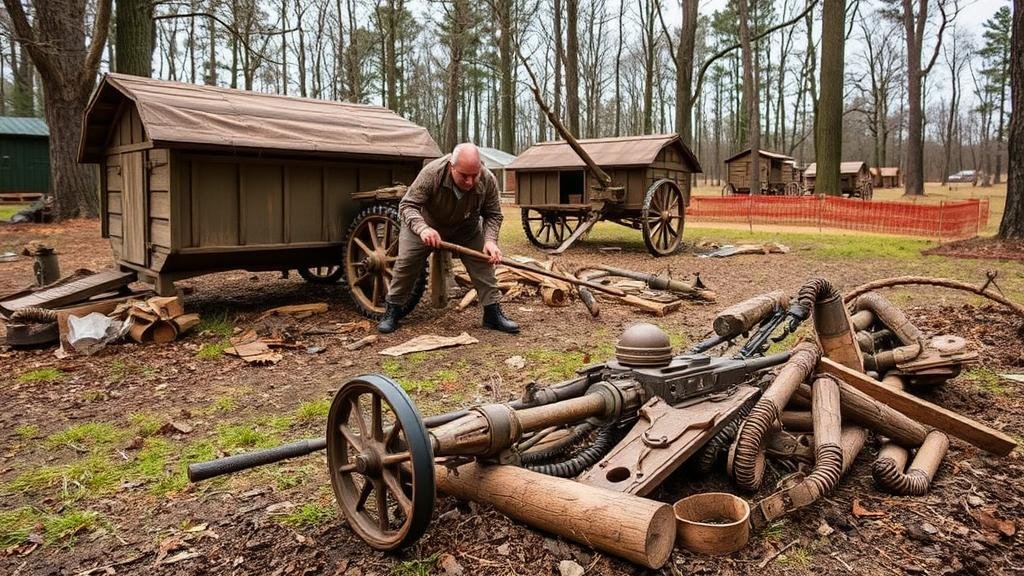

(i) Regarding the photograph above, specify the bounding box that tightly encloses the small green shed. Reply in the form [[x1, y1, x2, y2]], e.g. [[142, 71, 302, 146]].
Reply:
[[0, 116, 50, 198]]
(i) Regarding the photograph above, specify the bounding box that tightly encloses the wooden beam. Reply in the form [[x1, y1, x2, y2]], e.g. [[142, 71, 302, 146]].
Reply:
[[818, 358, 1017, 456]]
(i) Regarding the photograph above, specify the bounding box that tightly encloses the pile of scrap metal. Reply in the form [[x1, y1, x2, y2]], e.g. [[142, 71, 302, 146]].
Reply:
[[185, 277, 1016, 569], [451, 254, 714, 318]]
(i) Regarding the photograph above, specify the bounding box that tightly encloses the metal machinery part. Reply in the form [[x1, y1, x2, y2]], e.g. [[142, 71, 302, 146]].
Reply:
[[640, 179, 686, 256], [343, 204, 426, 319], [326, 374, 435, 550], [520, 207, 585, 249]]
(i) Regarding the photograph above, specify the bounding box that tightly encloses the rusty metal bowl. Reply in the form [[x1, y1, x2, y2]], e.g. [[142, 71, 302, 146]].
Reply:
[[673, 492, 750, 555]]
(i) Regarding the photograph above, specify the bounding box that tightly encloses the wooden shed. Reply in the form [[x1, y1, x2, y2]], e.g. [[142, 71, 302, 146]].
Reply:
[[721, 148, 801, 195], [871, 166, 901, 188], [804, 161, 873, 198], [79, 73, 441, 295]]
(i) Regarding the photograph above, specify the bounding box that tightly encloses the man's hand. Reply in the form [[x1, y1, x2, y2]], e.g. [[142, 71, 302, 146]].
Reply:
[[482, 240, 502, 264], [419, 227, 441, 248]]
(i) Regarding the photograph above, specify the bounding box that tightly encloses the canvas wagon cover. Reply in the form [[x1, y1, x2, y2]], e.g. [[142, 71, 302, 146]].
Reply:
[[508, 134, 700, 171], [80, 73, 441, 162]]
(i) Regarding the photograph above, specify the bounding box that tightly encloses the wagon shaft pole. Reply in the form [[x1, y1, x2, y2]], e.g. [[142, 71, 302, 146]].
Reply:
[[513, 44, 614, 190], [437, 241, 626, 297]]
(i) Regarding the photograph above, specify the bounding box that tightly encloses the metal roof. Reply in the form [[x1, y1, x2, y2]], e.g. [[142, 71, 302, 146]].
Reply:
[[0, 116, 49, 137], [478, 146, 517, 169], [507, 134, 701, 172], [723, 148, 794, 163], [80, 73, 441, 163], [804, 161, 869, 177]]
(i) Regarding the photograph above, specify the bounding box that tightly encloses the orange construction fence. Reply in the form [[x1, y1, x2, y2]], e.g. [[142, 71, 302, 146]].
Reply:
[[685, 196, 990, 239]]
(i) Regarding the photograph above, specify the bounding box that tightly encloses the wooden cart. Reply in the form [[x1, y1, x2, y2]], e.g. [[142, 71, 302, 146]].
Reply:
[[79, 73, 442, 318], [508, 134, 701, 256], [721, 148, 804, 196], [803, 161, 874, 199]]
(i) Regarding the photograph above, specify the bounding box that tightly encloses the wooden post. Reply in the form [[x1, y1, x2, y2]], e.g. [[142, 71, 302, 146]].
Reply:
[[429, 251, 453, 309], [435, 462, 676, 569]]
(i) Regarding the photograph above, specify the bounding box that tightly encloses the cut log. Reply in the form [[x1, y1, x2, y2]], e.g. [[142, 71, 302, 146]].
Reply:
[[429, 251, 454, 309], [171, 313, 201, 334], [146, 295, 184, 319], [435, 462, 676, 569], [819, 358, 1017, 456], [617, 294, 681, 316], [457, 289, 477, 311]]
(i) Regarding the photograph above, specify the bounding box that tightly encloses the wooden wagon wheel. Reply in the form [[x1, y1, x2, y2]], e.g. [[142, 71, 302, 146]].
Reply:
[[520, 208, 584, 249], [641, 179, 685, 256], [784, 182, 802, 196], [298, 265, 344, 284], [721, 182, 737, 196], [343, 204, 426, 319], [328, 374, 435, 551]]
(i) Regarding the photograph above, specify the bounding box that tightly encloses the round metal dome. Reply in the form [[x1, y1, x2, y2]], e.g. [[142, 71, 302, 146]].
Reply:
[[616, 323, 673, 367]]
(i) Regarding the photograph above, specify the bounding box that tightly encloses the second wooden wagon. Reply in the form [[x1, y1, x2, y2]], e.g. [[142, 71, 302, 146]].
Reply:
[[508, 134, 701, 256]]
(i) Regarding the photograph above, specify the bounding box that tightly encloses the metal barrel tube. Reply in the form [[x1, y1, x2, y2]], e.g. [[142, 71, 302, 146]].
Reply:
[[187, 438, 327, 482]]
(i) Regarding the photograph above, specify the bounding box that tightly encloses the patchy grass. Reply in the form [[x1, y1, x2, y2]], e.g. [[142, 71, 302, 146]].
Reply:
[[964, 367, 1009, 395], [0, 506, 101, 547], [0, 203, 28, 222], [393, 553, 440, 576], [45, 422, 124, 450], [209, 395, 238, 414], [294, 398, 331, 422], [129, 413, 164, 437], [524, 341, 616, 381], [15, 424, 40, 440], [197, 311, 235, 337], [18, 368, 65, 383], [277, 502, 336, 529], [215, 424, 279, 451], [7, 454, 122, 499], [196, 339, 231, 360], [778, 544, 814, 567]]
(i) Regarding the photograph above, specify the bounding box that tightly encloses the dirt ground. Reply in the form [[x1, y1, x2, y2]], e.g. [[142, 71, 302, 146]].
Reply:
[[1, 213, 1022, 576]]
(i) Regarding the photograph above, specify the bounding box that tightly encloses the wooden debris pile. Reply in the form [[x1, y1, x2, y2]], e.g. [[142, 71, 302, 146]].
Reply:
[[223, 304, 372, 365], [113, 296, 199, 344], [451, 257, 715, 318]]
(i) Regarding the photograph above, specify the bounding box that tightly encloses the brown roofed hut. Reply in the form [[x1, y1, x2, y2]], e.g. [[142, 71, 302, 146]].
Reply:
[[79, 73, 441, 316], [803, 161, 874, 199], [508, 134, 701, 256], [871, 166, 901, 188], [721, 148, 803, 195]]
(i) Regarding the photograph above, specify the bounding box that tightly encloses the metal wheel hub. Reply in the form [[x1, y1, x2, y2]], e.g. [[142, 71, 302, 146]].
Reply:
[[355, 450, 384, 476]]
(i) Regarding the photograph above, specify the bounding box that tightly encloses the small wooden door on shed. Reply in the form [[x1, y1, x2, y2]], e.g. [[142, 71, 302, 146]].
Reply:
[[120, 151, 147, 265]]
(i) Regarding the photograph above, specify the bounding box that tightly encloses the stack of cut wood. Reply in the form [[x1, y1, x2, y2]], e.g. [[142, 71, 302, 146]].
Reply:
[[115, 296, 199, 344]]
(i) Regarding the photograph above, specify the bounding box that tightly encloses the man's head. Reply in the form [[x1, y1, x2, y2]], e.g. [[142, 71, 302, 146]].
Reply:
[[449, 142, 482, 192]]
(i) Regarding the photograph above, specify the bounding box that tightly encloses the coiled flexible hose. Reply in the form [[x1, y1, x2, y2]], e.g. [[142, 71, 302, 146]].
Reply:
[[731, 342, 820, 490], [11, 307, 57, 323], [872, 430, 949, 495], [519, 422, 595, 464], [526, 426, 617, 478]]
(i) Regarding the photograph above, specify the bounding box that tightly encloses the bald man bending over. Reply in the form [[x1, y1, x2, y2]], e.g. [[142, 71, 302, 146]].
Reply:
[[377, 142, 519, 334]]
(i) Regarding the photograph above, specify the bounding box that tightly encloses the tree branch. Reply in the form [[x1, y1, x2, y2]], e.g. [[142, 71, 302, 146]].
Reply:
[[922, 0, 955, 77], [83, 0, 113, 85], [654, 0, 678, 68], [154, 11, 287, 67], [693, 0, 819, 100]]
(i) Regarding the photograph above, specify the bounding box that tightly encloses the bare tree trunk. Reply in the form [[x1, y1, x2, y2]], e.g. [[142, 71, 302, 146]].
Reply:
[[115, 0, 154, 76], [816, 0, 845, 196], [554, 0, 564, 128], [565, 0, 581, 135], [498, 0, 514, 151], [997, 0, 1022, 238], [614, 0, 624, 136], [902, 0, 951, 195], [3, 0, 111, 219], [676, 0, 697, 145], [738, 0, 760, 195]]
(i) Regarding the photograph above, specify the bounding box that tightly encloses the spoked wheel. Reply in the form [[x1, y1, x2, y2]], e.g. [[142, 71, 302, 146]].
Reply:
[[521, 208, 583, 249], [343, 204, 426, 319], [327, 374, 435, 551], [298, 265, 344, 284], [721, 182, 737, 196], [641, 179, 685, 256], [784, 182, 802, 197]]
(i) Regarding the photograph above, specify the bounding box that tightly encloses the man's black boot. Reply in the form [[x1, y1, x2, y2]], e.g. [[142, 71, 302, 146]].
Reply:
[[377, 304, 401, 334], [482, 303, 519, 334]]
